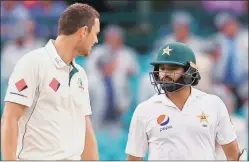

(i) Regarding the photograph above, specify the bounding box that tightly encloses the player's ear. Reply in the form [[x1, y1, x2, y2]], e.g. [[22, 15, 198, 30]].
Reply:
[[79, 26, 89, 37]]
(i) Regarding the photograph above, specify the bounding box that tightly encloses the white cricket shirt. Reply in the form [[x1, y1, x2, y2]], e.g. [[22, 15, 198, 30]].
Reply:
[[125, 87, 237, 160], [4, 39, 92, 160]]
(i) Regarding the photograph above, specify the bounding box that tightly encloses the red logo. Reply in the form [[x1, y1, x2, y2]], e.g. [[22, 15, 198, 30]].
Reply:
[[49, 78, 60, 92], [15, 79, 28, 92]]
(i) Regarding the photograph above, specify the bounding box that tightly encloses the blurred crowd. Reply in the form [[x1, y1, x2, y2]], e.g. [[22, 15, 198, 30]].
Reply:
[[1, 1, 248, 160]]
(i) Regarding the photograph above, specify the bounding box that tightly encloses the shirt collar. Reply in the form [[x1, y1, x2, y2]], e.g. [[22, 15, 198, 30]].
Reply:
[[152, 87, 202, 107], [45, 39, 74, 68]]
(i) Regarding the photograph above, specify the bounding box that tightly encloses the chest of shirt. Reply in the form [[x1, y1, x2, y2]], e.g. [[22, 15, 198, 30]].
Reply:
[[145, 104, 219, 140], [38, 67, 88, 110]]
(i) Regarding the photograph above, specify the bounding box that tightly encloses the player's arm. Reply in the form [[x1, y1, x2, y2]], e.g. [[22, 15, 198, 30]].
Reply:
[[81, 116, 99, 160], [125, 106, 148, 160], [221, 135, 247, 161], [1, 102, 26, 160], [79, 72, 98, 160], [221, 140, 240, 160], [127, 155, 143, 161], [1, 54, 39, 160], [215, 96, 246, 160]]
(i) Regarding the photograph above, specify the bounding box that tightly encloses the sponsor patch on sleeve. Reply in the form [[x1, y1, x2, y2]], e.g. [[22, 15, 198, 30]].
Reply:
[[15, 79, 28, 92]]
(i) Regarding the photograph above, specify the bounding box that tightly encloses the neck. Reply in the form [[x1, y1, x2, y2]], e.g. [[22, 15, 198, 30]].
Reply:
[[54, 36, 76, 65], [166, 87, 191, 110]]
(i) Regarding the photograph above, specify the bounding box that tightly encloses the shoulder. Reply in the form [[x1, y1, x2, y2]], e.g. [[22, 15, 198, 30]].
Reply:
[[133, 94, 159, 118], [194, 88, 226, 112], [205, 93, 224, 106], [74, 63, 88, 80], [15, 47, 48, 69], [195, 88, 223, 103]]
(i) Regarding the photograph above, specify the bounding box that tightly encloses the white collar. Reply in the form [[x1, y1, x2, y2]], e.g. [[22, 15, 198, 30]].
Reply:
[[45, 39, 77, 68], [152, 87, 204, 107]]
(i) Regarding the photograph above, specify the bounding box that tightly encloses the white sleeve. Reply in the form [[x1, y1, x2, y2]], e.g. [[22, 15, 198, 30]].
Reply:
[[125, 106, 148, 157], [83, 91, 92, 116], [81, 69, 92, 116], [4, 54, 39, 107], [216, 96, 237, 145]]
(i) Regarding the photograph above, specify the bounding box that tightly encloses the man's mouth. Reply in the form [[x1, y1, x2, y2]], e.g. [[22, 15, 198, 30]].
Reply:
[[162, 77, 173, 82]]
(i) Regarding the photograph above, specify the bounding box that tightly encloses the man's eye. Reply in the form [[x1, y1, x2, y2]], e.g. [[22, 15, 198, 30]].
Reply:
[[168, 66, 179, 70]]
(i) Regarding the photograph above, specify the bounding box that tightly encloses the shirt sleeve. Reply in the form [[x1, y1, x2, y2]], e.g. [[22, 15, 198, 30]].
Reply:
[[125, 106, 148, 158], [83, 91, 92, 116], [81, 69, 92, 116], [215, 96, 237, 145], [4, 54, 39, 107]]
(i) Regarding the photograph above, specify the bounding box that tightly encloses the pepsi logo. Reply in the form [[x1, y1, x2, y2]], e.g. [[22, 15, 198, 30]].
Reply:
[[157, 114, 170, 126]]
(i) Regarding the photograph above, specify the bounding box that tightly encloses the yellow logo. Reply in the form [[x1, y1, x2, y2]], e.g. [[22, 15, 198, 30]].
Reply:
[[162, 46, 173, 56], [196, 111, 209, 123]]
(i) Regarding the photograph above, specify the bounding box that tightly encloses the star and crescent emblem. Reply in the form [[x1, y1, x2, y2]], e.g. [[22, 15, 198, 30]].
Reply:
[[162, 46, 173, 55], [196, 111, 209, 123]]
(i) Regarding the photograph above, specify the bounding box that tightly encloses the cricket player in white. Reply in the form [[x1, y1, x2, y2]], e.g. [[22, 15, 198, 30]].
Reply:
[[1, 3, 100, 160], [125, 42, 247, 160]]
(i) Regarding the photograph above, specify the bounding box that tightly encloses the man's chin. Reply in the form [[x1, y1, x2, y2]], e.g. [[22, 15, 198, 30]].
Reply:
[[78, 53, 89, 57], [84, 53, 90, 57]]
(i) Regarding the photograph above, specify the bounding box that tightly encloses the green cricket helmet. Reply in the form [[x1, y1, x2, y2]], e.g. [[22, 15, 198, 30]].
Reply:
[[149, 42, 201, 93]]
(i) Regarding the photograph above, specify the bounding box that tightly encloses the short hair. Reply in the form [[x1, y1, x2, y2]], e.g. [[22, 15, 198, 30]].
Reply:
[[58, 3, 100, 35]]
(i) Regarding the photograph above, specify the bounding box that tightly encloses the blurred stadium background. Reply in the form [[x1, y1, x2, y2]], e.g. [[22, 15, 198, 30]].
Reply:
[[1, 0, 248, 160]]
